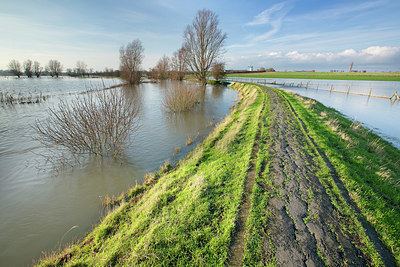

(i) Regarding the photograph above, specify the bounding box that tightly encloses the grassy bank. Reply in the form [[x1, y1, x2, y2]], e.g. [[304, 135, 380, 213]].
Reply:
[[227, 71, 400, 81], [37, 83, 399, 266]]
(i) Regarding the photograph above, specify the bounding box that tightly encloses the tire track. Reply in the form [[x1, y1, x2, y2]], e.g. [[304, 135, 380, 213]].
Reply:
[[260, 86, 367, 266], [228, 87, 266, 266], [280, 89, 396, 266]]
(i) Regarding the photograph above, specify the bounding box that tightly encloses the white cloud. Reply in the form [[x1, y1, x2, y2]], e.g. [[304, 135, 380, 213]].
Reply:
[[226, 46, 400, 71], [283, 46, 400, 64]]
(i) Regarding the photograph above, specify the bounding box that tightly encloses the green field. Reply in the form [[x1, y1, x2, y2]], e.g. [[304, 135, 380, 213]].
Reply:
[[37, 83, 399, 266], [227, 71, 400, 81]]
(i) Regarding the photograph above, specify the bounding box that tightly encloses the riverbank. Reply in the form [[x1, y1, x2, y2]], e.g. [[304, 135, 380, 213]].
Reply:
[[227, 71, 400, 81], [37, 83, 399, 266]]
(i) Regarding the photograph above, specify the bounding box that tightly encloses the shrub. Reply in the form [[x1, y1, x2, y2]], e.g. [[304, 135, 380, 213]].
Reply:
[[162, 82, 201, 112], [34, 88, 140, 157]]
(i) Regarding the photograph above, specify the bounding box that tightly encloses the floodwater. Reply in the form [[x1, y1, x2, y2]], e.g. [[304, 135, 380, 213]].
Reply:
[[0, 77, 237, 266], [227, 77, 400, 149]]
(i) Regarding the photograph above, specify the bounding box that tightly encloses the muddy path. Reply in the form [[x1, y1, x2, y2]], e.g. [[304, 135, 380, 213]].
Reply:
[[261, 86, 367, 266], [229, 85, 395, 266]]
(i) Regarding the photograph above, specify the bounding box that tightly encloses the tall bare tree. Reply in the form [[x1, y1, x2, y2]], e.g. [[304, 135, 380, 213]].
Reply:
[[120, 39, 144, 85], [33, 61, 43, 78], [170, 46, 187, 80], [154, 55, 170, 80], [75, 61, 87, 77], [8, 59, 22, 78], [23, 59, 33, 78], [183, 9, 227, 85], [47, 59, 63, 77]]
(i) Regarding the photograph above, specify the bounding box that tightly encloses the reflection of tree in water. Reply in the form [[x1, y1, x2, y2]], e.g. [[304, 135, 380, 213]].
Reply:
[[211, 85, 225, 99]]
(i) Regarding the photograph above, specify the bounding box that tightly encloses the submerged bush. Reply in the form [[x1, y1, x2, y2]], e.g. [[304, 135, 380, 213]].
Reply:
[[162, 82, 201, 112], [34, 88, 140, 157]]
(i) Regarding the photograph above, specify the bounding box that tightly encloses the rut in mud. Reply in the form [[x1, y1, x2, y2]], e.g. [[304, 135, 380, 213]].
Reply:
[[228, 89, 266, 266], [229, 85, 393, 266]]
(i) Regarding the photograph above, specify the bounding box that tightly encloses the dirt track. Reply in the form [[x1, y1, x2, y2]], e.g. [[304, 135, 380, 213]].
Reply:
[[229, 85, 394, 266]]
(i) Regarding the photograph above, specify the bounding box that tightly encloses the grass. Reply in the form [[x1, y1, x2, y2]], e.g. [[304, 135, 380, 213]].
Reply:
[[227, 71, 400, 81], [36, 82, 399, 266]]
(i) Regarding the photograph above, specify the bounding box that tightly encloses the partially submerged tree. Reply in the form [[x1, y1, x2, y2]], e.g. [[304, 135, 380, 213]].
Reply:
[[162, 82, 201, 113], [8, 59, 22, 78], [34, 88, 140, 157], [170, 46, 187, 80], [23, 59, 33, 78], [183, 9, 227, 85], [211, 62, 225, 81], [120, 39, 144, 85], [153, 55, 170, 80], [47, 59, 63, 77], [75, 61, 87, 77], [33, 61, 43, 78]]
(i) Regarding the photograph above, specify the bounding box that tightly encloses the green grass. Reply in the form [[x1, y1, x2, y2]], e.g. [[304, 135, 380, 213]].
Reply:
[[37, 82, 399, 266], [227, 71, 400, 81]]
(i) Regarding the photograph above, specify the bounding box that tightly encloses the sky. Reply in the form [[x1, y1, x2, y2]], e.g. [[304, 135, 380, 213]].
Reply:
[[1, 0, 400, 72]]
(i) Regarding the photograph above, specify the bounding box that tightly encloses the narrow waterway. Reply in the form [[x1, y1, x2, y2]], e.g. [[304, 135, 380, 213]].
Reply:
[[0, 77, 237, 266]]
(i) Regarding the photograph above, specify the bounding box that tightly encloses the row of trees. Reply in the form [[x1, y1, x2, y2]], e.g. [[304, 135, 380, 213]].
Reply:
[[119, 9, 227, 86], [7, 59, 115, 78], [8, 59, 63, 78]]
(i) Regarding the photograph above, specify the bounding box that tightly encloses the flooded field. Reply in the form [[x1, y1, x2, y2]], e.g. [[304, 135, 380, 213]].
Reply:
[[0, 77, 237, 266], [228, 77, 400, 149]]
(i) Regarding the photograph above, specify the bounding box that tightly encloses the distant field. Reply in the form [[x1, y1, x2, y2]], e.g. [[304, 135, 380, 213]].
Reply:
[[227, 71, 400, 81]]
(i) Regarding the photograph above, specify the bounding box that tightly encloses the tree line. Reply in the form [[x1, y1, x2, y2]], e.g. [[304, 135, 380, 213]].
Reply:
[[7, 59, 119, 78], [8, 9, 226, 85], [120, 9, 227, 86]]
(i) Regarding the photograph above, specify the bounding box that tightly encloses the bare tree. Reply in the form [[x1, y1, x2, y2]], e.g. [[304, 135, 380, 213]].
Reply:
[[47, 59, 63, 77], [120, 39, 144, 85], [183, 9, 227, 85], [170, 46, 187, 80], [23, 59, 33, 78], [8, 59, 22, 78], [153, 55, 170, 80], [75, 61, 87, 77], [33, 61, 43, 78], [34, 88, 140, 157], [211, 62, 225, 81]]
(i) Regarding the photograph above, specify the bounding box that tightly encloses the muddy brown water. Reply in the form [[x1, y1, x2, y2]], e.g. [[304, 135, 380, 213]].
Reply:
[[0, 78, 237, 266]]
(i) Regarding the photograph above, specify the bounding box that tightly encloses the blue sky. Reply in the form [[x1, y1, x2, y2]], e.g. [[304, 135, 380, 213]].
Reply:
[[1, 0, 399, 72]]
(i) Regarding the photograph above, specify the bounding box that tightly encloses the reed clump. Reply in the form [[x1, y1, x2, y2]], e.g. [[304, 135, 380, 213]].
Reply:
[[34, 88, 140, 157], [1, 91, 48, 105], [162, 82, 201, 112]]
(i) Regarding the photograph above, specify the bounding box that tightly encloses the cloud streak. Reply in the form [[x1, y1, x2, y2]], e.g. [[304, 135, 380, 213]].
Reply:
[[245, 2, 286, 26]]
